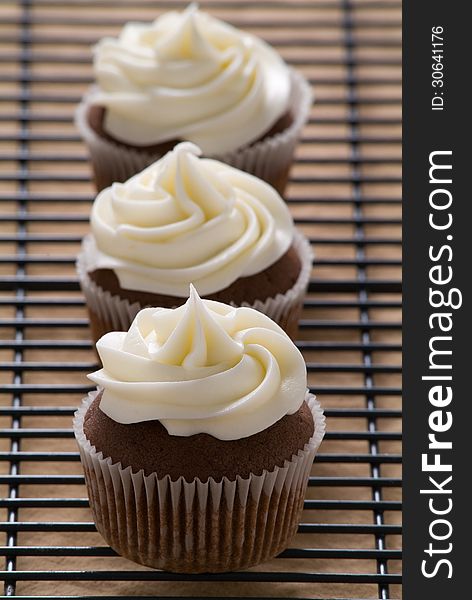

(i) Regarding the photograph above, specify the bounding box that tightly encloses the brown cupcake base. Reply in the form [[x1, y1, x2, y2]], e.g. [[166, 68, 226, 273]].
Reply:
[[74, 391, 325, 573], [78, 229, 313, 344], [87, 104, 294, 154], [86, 244, 301, 342], [88, 244, 301, 308], [84, 391, 314, 482], [75, 69, 312, 195], [85, 105, 293, 195]]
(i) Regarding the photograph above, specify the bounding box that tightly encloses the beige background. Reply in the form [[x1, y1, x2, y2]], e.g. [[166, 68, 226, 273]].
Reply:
[[0, 0, 401, 597]]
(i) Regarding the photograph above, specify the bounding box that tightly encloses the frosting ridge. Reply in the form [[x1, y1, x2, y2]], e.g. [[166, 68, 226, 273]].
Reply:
[[90, 4, 291, 153], [89, 285, 307, 439]]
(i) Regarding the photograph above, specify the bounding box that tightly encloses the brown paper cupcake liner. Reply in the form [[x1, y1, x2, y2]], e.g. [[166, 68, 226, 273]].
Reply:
[[76, 229, 313, 342], [73, 391, 325, 573], [75, 69, 312, 194]]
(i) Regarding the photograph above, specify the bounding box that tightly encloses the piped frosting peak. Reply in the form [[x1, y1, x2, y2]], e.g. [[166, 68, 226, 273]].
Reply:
[[89, 286, 307, 440], [88, 142, 294, 297], [90, 4, 291, 153]]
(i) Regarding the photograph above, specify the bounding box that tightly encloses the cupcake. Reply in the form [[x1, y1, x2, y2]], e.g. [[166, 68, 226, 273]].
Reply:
[[77, 142, 313, 343], [73, 286, 325, 573], [75, 3, 312, 194]]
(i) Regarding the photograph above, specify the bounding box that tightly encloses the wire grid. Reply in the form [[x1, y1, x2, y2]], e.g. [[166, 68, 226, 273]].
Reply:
[[0, 0, 402, 598]]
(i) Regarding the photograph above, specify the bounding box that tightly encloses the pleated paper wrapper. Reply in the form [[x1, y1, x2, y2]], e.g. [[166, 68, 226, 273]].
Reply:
[[73, 391, 325, 573], [76, 229, 313, 343], [75, 69, 312, 195]]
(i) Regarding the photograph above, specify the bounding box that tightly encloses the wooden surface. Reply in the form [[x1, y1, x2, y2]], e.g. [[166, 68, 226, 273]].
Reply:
[[0, 0, 402, 597]]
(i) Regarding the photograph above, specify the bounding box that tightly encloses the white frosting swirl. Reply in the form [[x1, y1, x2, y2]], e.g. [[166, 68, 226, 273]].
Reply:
[[89, 285, 307, 439], [90, 3, 291, 154], [89, 142, 294, 297]]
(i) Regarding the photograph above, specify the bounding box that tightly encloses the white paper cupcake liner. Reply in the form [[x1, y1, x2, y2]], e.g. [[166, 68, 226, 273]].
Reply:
[[73, 390, 325, 573], [76, 229, 313, 343], [75, 69, 312, 194]]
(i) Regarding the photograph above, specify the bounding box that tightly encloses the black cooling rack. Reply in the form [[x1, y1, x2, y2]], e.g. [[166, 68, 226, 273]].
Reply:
[[0, 0, 402, 598]]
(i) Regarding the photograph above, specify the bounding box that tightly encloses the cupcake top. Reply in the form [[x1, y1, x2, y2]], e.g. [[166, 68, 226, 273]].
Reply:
[[89, 285, 307, 439], [89, 3, 291, 153], [87, 142, 294, 297]]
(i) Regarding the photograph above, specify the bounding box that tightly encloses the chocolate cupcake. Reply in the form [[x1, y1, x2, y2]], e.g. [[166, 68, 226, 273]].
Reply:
[[75, 4, 312, 194], [73, 287, 325, 573], [77, 142, 313, 343]]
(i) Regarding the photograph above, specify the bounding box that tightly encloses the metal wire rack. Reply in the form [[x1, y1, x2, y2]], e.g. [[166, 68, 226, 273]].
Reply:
[[0, 0, 402, 598]]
